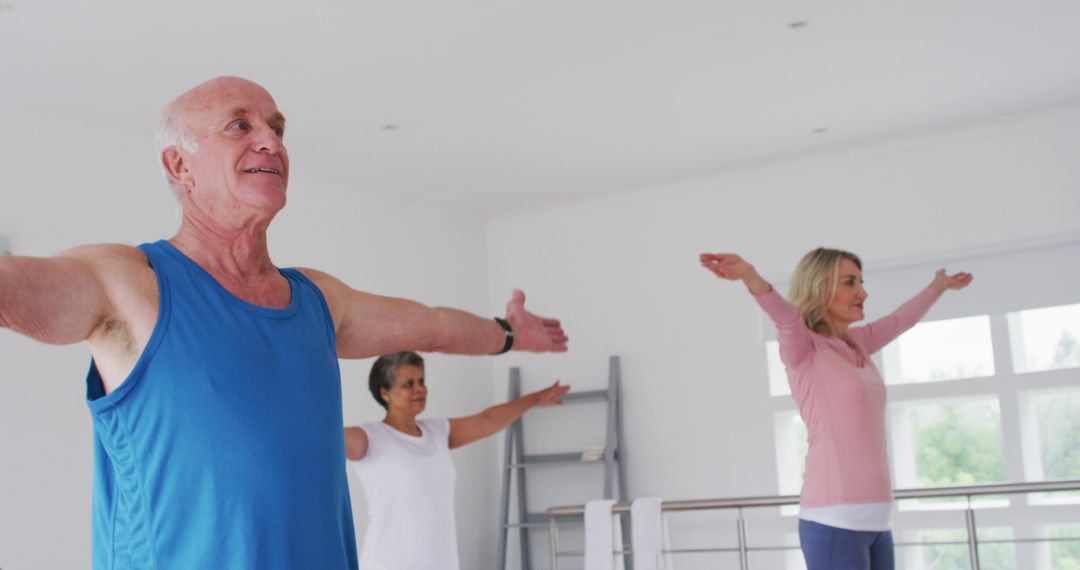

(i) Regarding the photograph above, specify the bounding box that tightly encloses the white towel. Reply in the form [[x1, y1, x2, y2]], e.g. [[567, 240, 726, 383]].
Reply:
[[631, 497, 674, 570], [584, 500, 626, 570]]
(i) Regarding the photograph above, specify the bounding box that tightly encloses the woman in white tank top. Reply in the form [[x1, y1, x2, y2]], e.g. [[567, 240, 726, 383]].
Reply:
[[343, 351, 569, 570]]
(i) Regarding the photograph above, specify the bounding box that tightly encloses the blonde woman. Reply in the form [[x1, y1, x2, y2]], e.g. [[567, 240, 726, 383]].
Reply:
[[700, 249, 972, 570]]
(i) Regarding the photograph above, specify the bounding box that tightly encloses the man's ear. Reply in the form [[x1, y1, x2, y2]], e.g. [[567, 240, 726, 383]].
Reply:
[[162, 147, 192, 190]]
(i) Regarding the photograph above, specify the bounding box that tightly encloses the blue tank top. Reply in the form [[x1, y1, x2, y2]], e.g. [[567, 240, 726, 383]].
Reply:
[[85, 240, 358, 570]]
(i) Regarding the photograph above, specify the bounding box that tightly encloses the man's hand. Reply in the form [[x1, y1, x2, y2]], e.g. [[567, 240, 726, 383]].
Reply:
[[504, 289, 568, 352]]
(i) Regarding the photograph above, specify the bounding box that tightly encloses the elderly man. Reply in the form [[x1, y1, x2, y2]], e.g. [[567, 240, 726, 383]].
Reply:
[[0, 76, 567, 569]]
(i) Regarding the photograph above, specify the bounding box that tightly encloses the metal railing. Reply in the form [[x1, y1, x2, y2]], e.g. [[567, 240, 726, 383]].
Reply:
[[546, 479, 1080, 569]]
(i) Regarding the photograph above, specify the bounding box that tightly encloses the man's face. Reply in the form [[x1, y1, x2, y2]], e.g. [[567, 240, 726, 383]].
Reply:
[[180, 79, 290, 215]]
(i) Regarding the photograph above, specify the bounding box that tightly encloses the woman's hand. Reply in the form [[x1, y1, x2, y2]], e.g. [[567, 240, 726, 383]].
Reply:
[[534, 380, 571, 407], [699, 253, 772, 295], [930, 269, 973, 294]]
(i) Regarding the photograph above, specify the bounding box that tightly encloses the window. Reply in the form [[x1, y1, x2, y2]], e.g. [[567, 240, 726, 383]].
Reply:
[[1042, 524, 1080, 570], [773, 411, 807, 500], [903, 527, 1015, 570], [1009, 303, 1080, 374], [891, 397, 1008, 510], [1022, 389, 1080, 480], [882, 316, 996, 385], [766, 340, 789, 396], [911, 398, 1005, 487], [1021, 388, 1080, 505]]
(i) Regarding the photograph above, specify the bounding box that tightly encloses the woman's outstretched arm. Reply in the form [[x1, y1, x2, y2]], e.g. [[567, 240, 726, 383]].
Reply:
[[856, 269, 973, 354], [700, 252, 813, 367], [448, 381, 570, 449]]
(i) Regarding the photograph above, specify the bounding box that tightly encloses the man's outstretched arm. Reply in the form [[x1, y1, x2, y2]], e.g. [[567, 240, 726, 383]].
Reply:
[[299, 269, 568, 359], [0, 246, 113, 346]]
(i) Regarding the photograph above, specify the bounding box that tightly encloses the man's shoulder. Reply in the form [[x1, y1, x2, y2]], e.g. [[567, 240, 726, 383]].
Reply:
[[293, 266, 337, 287], [293, 267, 347, 304], [58, 243, 145, 264], [58, 243, 152, 286]]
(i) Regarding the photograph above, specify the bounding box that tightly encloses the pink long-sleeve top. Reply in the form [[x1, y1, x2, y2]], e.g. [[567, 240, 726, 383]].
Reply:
[[755, 286, 941, 507]]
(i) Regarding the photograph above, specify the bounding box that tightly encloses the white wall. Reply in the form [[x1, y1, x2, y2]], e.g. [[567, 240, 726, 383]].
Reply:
[[486, 104, 1080, 568], [0, 105, 499, 569]]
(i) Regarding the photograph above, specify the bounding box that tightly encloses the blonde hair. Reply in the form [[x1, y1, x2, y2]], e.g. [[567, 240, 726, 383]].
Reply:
[[787, 247, 862, 336]]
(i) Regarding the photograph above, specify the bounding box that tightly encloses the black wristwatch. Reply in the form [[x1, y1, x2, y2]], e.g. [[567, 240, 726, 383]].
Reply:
[[492, 317, 514, 355]]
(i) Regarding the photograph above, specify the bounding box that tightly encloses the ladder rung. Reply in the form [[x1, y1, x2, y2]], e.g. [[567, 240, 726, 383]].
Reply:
[[502, 512, 550, 528], [561, 390, 608, 404], [507, 451, 608, 468], [503, 513, 586, 529]]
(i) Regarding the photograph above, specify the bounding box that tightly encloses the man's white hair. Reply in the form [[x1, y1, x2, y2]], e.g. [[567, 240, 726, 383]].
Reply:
[[154, 98, 199, 194]]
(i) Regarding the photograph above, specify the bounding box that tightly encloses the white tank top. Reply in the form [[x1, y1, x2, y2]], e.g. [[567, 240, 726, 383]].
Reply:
[[352, 418, 459, 570]]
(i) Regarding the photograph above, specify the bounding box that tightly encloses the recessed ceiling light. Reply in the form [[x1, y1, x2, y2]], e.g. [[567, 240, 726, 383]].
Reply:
[[382, 124, 399, 131], [788, 20, 808, 30], [813, 127, 828, 134]]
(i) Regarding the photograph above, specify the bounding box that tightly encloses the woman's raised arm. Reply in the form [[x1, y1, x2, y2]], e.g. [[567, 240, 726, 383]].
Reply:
[[699, 252, 814, 367]]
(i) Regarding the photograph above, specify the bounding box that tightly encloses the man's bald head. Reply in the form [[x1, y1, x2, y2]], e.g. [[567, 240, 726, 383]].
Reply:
[[154, 77, 278, 192]]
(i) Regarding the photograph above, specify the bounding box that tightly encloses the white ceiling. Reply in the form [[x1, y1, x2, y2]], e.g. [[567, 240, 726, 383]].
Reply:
[[3, 1, 1079, 216]]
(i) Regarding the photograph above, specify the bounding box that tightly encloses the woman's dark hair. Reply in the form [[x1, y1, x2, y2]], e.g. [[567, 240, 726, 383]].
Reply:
[[369, 351, 425, 409]]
